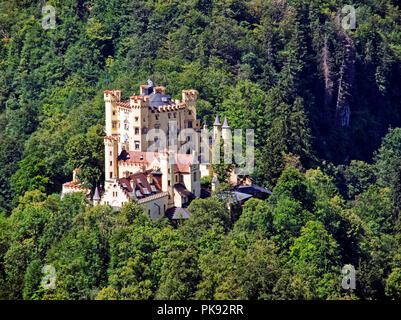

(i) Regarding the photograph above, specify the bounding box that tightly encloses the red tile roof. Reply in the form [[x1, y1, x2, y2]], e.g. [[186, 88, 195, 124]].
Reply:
[[121, 151, 194, 173]]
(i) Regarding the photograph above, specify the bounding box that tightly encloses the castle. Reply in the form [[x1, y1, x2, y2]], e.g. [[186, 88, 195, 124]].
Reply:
[[62, 80, 233, 220]]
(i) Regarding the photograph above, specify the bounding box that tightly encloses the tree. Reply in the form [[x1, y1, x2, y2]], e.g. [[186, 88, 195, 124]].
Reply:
[[65, 124, 105, 189], [233, 198, 273, 239], [289, 220, 341, 299], [385, 268, 401, 300], [155, 248, 200, 300]]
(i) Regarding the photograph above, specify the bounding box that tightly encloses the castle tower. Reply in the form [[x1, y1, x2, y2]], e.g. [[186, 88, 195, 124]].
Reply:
[[222, 116, 232, 165], [104, 136, 119, 180], [212, 114, 222, 165], [104, 90, 121, 137], [160, 151, 175, 206]]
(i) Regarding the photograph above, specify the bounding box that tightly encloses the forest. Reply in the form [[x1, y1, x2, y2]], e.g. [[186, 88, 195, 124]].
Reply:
[[1, 0, 401, 300]]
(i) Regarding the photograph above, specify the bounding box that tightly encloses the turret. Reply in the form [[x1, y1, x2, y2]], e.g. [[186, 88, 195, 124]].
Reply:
[[104, 90, 121, 136], [222, 116, 232, 165], [213, 114, 221, 140], [160, 151, 175, 206], [93, 186, 101, 206], [211, 174, 219, 192], [104, 136, 119, 181]]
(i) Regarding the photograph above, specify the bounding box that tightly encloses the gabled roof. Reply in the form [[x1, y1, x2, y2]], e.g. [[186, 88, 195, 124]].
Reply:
[[149, 91, 174, 108], [174, 184, 195, 199], [235, 184, 272, 195], [215, 190, 252, 204], [119, 150, 194, 174], [117, 171, 162, 200]]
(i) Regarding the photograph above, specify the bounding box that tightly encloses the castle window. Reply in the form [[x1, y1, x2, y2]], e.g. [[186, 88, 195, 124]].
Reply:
[[135, 128, 139, 135], [168, 168, 170, 174], [193, 172, 197, 181], [168, 113, 171, 119], [135, 117, 139, 122], [112, 121, 117, 129], [155, 115, 159, 121], [135, 141, 140, 150], [110, 151, 112, 156], [173, 113, 176, 118], [188, 121, 193, 128], [113, 111, 116, 116], [188, 110, 192, 115], [110, 161, 112, 166], [124, 121, 129, 130], [168, 180, 171, 186], [110, 172, 113, 178]]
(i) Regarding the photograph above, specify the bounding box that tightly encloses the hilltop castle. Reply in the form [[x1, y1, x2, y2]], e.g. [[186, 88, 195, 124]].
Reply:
[[62, 80, 270, 220], [62, 81, 233, 220]]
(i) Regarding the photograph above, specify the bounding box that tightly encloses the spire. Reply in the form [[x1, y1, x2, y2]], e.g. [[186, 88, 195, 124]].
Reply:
[[93, 186, 101, 201], [222, 116, 230, 128], [213, 114, 221, 126]]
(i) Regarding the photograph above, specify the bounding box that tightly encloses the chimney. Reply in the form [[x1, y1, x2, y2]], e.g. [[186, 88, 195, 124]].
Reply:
[[72, 168, 80, 183]]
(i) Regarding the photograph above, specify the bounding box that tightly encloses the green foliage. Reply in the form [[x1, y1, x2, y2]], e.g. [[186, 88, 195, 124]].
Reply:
[[385, 268, 401, 300], [66, 124, 105, 188]]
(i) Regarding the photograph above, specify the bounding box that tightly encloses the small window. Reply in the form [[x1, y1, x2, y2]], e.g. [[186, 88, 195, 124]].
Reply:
[[188, 121, 193, 128], [112, 121, 117, 129], [173, 113, 176, 118], [188, 110, 192, 115], [110, 161, 112, 166], [135, 128, 139, 135], [110, 172, 113, 178], [168, 113, 171, 119], [112, 111, 116, 115], [155, 115, 159, 121], [135, 117, 139, 122], [168, 180, 171, 186], [135, 141, 140, 150], [110, 151, 112, 156]]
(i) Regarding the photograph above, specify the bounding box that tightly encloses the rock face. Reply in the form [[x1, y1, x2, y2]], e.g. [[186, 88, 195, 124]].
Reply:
[[334, 18, 356, 128]]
